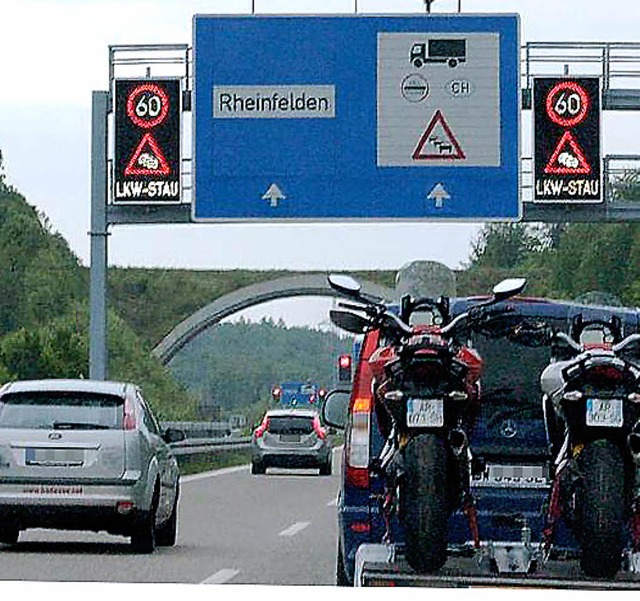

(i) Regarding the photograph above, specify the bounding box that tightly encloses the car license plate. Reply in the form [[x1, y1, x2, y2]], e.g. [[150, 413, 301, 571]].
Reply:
[[280, 434, 301, 443], [406, 399, 444, 428], [25, 448, 84, 466], [586, 398, 623, 427], [472, 464, 550, 489]]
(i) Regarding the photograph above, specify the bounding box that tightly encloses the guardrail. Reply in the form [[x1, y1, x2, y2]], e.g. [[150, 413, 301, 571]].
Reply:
[[160, 421, 238, 438], [169, 436, 252, 457]]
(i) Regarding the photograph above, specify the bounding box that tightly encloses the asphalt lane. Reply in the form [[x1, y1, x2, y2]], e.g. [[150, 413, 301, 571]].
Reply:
[[0, 451, 341, 586]]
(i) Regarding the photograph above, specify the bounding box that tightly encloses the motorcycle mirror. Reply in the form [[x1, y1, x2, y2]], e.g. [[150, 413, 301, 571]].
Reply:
[[492, 277, 527, 302], [329, 309, 370, 334], [328, 274, 361, 297]]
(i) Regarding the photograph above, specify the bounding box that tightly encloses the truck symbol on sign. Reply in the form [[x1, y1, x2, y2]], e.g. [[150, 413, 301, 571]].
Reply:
[[410, 39, 467, 69]]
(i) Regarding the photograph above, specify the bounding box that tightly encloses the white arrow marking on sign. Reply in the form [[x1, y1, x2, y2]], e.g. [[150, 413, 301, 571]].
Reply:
[[427, 183, 451, 209], [262, 183, 286, 208]]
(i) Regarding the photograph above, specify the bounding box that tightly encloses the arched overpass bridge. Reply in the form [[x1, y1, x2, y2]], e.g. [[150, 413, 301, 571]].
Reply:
[[151, 274, 394, 365]]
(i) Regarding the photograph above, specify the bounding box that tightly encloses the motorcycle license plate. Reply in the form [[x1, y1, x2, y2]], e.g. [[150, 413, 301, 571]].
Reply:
[[586, 398, 623, 427], [406, 399, 444, 428]]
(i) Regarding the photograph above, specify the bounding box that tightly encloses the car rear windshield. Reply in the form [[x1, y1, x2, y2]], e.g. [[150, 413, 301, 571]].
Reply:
[[268, 416, 314, 435], [0, 392, 125, 430]]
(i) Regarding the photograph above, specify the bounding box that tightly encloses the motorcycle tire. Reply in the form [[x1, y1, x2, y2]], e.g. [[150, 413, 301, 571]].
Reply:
[[400, 433, 449, 574], [577, 439, 624, 578]]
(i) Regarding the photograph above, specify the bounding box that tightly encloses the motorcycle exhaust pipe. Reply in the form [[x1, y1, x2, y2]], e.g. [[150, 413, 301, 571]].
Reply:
[[449, 429, 469, 457], [628, 431, 640, 463]]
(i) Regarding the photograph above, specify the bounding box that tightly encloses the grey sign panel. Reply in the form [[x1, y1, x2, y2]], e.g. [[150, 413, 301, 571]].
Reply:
[[377, 33, 500, 167], [213, 85, 336, 119]]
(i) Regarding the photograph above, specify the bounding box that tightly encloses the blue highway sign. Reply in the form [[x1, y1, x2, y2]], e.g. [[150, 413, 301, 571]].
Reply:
[[192, 14, 520, 221]]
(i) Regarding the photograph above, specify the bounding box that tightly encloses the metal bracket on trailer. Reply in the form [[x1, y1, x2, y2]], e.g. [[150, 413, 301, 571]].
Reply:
[[354, 543, 640, 589]]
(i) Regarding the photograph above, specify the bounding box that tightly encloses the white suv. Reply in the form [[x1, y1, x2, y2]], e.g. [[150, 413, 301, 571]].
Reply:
[[0, 379, 183, 553]]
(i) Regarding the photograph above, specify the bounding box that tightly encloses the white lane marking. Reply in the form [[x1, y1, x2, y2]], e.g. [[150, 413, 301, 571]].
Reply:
[[181, 464, 247, 483], [200, 569, 240, 585], [279, 521, 311, 537]]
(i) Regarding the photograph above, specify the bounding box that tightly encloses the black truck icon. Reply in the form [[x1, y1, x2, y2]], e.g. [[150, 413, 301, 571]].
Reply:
[[410, 39, 467, 68]]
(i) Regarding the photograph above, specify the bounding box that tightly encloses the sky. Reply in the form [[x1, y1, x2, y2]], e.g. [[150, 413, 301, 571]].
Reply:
[[1, 0, 638, 273], [1, 0, 639, 326]]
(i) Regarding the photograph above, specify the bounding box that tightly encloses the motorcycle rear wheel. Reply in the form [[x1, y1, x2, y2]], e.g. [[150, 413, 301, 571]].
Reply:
[[577, 439, 624, 578], [400, 433, 449, 574]]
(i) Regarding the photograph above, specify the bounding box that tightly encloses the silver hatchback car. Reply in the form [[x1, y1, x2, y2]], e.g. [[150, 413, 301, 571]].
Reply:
[[0, 379, 183, 553], [251, 408, 332, 475]]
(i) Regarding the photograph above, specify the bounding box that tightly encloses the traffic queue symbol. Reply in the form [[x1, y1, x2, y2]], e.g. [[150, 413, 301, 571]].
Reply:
[[544, 130, 591, 175], [412, 110, 465, 161], [124, 132, 171, 177]]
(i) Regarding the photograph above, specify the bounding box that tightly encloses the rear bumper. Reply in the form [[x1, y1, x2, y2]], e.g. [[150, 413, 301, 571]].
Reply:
[[0, 504, 141, 534], [0, 478, 147, 534], [251, 442, 331, 467]]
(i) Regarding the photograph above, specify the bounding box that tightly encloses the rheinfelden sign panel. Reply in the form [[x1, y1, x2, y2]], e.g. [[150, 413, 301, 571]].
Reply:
[[192, 14, 520, 221]]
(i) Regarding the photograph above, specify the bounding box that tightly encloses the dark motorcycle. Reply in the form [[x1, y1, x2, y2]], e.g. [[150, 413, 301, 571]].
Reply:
[[521, 315, 640, 577], [327, 274, 527, 573]]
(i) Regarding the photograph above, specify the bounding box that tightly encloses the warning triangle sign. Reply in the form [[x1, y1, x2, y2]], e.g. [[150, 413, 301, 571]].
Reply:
[[124, 132, 171, 177], [544, 130, 591, 175], [412, 110, 465, 161]]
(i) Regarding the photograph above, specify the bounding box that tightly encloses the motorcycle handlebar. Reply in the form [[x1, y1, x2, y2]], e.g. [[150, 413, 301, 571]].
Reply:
[[439, 304, 515, 337], [612, 333, 640, 354], [337, 300, 414, 339], [552, 331, 584, 353], [337, 301, 374, 313]]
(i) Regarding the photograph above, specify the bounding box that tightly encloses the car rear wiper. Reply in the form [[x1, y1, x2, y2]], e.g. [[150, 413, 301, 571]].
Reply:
[[52, 421, 111, 430]]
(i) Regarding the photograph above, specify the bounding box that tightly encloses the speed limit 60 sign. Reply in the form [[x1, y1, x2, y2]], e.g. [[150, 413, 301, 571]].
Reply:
[[533, 77, 601, 203], [113, 79, 181, 204]]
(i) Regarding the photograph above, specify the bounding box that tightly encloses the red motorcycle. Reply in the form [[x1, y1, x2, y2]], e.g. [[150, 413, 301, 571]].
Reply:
[[328, 274, 527, 573]]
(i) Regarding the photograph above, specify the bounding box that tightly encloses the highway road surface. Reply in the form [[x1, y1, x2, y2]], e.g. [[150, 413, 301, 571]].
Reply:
[[0, 450, 342, 586]]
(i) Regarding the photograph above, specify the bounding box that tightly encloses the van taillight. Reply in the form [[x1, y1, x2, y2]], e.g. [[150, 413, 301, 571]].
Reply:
[[313, 415, 327, 439], [254, 416, 269, 439], [123, 396, 136, 430], [346, 399, 371, 488], [345, 330, 379, 490]]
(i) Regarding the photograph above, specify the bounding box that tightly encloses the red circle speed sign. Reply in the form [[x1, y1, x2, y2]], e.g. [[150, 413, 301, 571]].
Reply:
[[126, 83, 170, 129], [545, 81, 590, 128]]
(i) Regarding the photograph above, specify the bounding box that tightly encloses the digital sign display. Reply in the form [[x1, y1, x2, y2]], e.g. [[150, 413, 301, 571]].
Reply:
[[533, 77, 601, 203], [113, 79, 181, 204]]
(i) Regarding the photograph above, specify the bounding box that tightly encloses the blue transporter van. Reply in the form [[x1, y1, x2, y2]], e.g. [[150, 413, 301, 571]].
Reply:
[[330, 296, 640, 585], [273, 381, 324, 409]]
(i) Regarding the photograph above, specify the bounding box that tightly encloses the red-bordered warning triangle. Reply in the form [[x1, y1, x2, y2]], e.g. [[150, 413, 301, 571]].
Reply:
[[544, 130, 591, 175], [412, 109, 465, 161], [124, 132, 171, 176]]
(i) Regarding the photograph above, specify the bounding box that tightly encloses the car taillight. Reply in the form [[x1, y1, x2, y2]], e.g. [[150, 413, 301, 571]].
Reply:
[[313, 415, 326, 439], [123, 396, 136, 430], [254, 416, 269, 438]]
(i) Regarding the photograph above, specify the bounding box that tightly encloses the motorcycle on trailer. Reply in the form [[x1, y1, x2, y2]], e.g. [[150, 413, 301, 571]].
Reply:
[[327, 274, 527, 574], [517, 315, 640, 577]]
